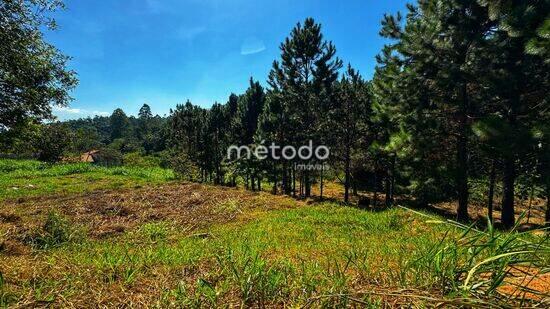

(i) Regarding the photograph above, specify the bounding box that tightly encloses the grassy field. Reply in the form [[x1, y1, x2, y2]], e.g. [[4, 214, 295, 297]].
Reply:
[[0, 159, 548, 307], [0, 159, 175, 201]]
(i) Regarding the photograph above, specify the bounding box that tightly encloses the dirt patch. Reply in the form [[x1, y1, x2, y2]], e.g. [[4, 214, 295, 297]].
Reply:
[[0, 182, 304, 245], [432, 199, 548, 227], [311, 181, 548, 227], [498, 266, 550, 301]]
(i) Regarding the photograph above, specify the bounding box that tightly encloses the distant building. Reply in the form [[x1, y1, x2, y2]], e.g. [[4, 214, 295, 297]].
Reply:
[[80, 150, 100, 163]]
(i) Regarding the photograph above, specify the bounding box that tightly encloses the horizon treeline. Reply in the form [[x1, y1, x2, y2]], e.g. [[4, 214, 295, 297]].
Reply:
[[1, 1, 549, 228]]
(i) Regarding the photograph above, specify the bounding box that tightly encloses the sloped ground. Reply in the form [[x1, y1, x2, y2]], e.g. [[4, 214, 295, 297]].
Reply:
[[0, 182, 548, 307], [0, 182, 299, 241], [312, 181, 548, 227]]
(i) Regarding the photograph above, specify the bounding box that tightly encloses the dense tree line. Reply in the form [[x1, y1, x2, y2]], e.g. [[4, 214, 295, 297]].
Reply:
[[166, 4, 549, 228], [373, 0, 549, 228], [1, 0, 548, 228]]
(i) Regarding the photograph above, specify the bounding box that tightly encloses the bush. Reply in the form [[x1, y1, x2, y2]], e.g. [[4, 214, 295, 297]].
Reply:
[[109, 138, 141, 154], [157, 150, 174, 168], [123, 152, 161, 168], [170, 151, 200, 181], [93, 148, 123, 166], [34, 123, 72, 162], [0, 159, 43, 173]]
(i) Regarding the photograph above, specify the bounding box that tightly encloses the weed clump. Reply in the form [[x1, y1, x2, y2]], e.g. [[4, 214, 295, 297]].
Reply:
[[25, 212, 78, 249], [139, 222, 168, 242]]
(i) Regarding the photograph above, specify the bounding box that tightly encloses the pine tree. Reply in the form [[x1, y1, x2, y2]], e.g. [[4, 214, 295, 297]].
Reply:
[[231, 78, 265, 189], [333, 65, 370, 203], [207, 102, 227, 184], [476, 0, 550, 228], [267, 17, 342, 197], [379, 1, 495, 220]]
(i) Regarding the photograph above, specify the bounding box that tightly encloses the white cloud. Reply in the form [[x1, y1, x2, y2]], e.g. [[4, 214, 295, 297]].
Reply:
[[52, 106, 109, 120], [240, 37, 266, 55], [52, 106, 82, 114]]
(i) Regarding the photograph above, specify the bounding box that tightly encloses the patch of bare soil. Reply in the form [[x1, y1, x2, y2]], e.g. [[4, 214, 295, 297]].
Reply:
[[498, 266, 550, 301], [0, 183, 307, 307], [0, 182, 302, 250], [432, 198, 548, 227]]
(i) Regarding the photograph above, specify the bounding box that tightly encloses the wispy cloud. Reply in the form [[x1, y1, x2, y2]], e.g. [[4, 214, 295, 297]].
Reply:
[[240, 37, 266, 55], [53, 106, 82, 114], [52, 106, 109, 119]]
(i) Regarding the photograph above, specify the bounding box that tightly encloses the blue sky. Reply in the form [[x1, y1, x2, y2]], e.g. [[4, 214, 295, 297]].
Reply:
[[47, 0, 408, 120]]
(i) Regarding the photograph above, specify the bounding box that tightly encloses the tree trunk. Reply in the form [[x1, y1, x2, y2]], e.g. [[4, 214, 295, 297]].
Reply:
[[385, 172, 391, 207], [282, 162, 288, 195], [501, 157, 516, 229], [527, 182, 535, 224], [487, 159, 496, 224], [299, 173, 303, 197], [344, 147, 351, 203], [273, 171, 278, 194], [304, 170, 311, 197], [384, 157, 394, 207], [373, 171, 378, 208], [501, 46, 521, 229], [257, 176, 261, 191], [456, 84, 469, 222], [545, 182, 549, 227], [292, 165, 296, 197], [320, 167, 324, 200]]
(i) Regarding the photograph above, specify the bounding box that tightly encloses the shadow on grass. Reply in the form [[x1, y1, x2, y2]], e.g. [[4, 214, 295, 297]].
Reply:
[[396, 197, 545, 232]]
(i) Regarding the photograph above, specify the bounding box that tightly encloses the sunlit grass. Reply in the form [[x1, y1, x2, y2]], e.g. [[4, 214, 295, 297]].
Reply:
[[5, 203, 545, 307], [0, 159, 548, 307], [0, 159, 175, 200]]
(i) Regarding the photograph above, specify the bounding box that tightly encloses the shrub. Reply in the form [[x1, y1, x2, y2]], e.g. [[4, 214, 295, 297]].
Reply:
[[34, 123, 72, 162], [93, 148, 123, 166], [123, 152, 161, 168], [170, 152, 200, 181]]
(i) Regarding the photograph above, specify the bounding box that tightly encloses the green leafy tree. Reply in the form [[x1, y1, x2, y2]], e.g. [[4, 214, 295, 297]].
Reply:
[[0, 0, 77, 130], [109, 108, 130, 141], [34, 123, 72, 162]]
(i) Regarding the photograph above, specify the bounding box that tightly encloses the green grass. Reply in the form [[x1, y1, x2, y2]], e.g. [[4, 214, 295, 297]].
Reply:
[[0, 159, 548, 307], [4, 204, 545, 307], [11, 206, 445, 306], [0, 159, 175, 200]]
